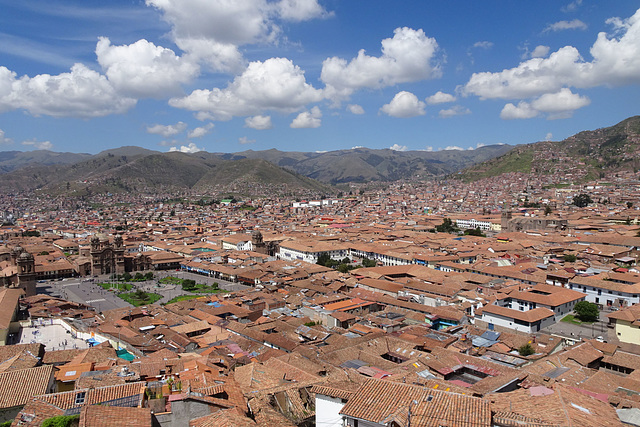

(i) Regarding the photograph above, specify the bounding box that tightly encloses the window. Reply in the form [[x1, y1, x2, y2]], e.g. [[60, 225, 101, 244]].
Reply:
[[75, 391, 86, 405]]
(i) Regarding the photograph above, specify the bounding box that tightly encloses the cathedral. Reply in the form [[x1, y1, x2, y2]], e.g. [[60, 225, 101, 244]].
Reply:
[[0, 246, 36, 296]]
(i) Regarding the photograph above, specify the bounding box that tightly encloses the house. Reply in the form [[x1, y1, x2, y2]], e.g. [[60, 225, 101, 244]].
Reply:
[[607, 303, 640, 345], [479, 304, 555, 334], [0, 364, 55, 423]]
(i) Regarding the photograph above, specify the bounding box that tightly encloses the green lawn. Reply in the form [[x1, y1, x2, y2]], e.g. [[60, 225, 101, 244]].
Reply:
[[184, 283, 227, 293], [159, 276, 183, 285], [118, 291, 162, 307], [561, 314, 594, 325], [164, 295, 204, 305], [97, 282, 132, 291]]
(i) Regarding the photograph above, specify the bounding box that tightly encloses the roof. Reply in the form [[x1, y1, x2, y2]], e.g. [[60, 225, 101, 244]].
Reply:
[[339, 378, 491, 426], [0, 364, 53, 408], [0, 287, 24, 330], [79, 405, 153, 427], [482, 305, 555, 323]]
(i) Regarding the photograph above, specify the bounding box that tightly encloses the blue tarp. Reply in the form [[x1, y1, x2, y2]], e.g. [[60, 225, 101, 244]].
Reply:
[[116, 348, 135, 361]]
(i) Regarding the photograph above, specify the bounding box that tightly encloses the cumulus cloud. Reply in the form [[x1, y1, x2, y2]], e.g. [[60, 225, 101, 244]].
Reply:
[[444, 146, 464, 151], [389, 144, 408, 151], [96, 37, 199, 98], [0, 129, 12, 145], [438, 105, 471, 118], [170, 57, 323, 120], [245, 115, 273, 130], [545, 132, 553, 141], [145, 0, 329, 72], [380, 91, 426, 118], [290, 106, 321, 128], [0, 64, 136, 118], [463, 8, 640, 103], [22, 139, 53, 150], [500, 88, 590, 119], [544, 19, 587, 32], [146, 121, 187, 137], [426, 91, 456, 105], [276, 0, 332, 21], [188, 123, 214, 138], [238, 136, 256, 144], [347, 104, 365, 114], [321, 27, 441, 101], [169, 142, 202, 153], [530, 45, 550, 58]]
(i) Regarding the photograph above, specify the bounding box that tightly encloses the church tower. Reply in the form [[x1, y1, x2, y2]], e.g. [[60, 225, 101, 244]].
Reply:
[[17, 251, 36, 296], [501, 209, 512, 232]]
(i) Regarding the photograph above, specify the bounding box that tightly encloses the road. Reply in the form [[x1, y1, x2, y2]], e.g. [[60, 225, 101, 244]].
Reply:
[[36, 270, 251, 312], [542, 310, 612, 341]]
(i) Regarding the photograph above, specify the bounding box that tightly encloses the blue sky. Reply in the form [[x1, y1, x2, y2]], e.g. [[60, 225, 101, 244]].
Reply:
[[0, 0, 639, 154]]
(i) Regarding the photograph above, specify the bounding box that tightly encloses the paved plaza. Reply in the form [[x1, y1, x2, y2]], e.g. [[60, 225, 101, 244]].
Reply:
[[18, 323, 89, 351]]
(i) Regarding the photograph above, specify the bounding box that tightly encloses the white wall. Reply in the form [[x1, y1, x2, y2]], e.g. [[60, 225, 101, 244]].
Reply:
[[316, 394, 346, 427]]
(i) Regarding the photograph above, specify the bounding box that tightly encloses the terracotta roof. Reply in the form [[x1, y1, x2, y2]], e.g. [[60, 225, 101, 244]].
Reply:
[[482, 304, 555, 323], [78, 405, 153, 427], [339, 378, 491, 426], [0, 364, 53, 409]]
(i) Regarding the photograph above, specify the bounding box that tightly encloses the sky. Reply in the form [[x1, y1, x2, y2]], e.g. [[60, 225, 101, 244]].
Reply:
[[0, 0, 639, 155]]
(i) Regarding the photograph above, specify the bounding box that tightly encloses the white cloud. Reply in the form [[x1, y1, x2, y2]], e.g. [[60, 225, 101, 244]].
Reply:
[[438, 105, 471, 118], [562, 0, 582, 13], [169, 142, 202, 153], [545, 132, 553, 141], [276, 0, 332, 21], [245, 115, 273, 130], [145, 0, 329, 73], [0, 129, 12, 145], [389, 143, 407, 151], [500, 101, 540, 120], [96, 37, 199, 98], [290, 106, 321, 128], [188, 123, 214, 138], [426, 91, 456, 105], [351, 145, 363, 149], [444, 146, 464, 151], [238, 136, 256, 144], [347, 104, 365, 114], [500, 88, 590, 120], [380, 91, 426, 118], [544, 19, 587, 32], [530, 45, 550, 58], [146, 121, 187, 137], [0, 64, 136, 118], [170, 57, 323, 120], [473, 41, 493, 49], [22, 139, 53, 150], [321, 27, 441, 101], [463, 8, 640, 102], [423, 145, 434, 152]]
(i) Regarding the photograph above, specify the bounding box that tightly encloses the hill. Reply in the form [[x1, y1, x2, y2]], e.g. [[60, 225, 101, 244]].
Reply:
[[458, 116, 640, 182], [0, 149, 333, 197], [219, 145, 512, 184]]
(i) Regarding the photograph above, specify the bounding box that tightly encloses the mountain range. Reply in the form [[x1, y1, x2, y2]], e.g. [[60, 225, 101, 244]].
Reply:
[[0, 116, 638, 196]]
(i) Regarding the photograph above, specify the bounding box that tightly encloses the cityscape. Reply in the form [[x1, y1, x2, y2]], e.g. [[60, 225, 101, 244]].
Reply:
[[2, 0, 640, 426]]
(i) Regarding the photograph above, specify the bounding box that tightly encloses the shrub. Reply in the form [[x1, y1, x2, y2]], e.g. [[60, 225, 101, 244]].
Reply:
[[518, 343, 535, 357]]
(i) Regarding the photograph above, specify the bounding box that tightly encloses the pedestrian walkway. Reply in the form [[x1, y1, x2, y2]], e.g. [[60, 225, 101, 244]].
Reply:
[[18, 323, 89, 350]]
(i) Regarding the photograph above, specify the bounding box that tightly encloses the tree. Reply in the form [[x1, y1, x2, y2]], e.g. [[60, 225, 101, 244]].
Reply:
[[134, 289, 147, 300], [436, 218, 458, 234], [574, 301, 599, 322], [361, 257, 377, 268], [544, 204, 552, 216], [627, 202, 634, 209], [181, 279, 197, 291], [573, 193, 593, 208], [122, 272, 132, 282], [563, 253, 577, 263], [518, 343, 535, 357], [316, 252, 332, 267], [463, 227, 485, 237]]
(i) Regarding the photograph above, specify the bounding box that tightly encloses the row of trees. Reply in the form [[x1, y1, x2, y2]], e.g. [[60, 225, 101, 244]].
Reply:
[[316, 253, 376, 273]]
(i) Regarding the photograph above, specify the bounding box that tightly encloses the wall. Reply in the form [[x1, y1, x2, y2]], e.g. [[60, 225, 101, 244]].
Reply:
[[614, 320, 640, 344], [315, 394, 346, 427]]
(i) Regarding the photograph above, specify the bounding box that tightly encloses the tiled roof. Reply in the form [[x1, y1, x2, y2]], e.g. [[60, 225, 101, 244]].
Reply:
[[339, 378, 491, 426], [78, 405, 153, 427], [0, 364, 53, 408]]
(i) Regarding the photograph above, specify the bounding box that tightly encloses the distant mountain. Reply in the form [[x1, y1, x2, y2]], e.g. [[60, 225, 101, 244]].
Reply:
[[0, 149, 333, 196], [458, 116, 640, 182], [216, 145, 512, 184], [0, 150, 92, 173]]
